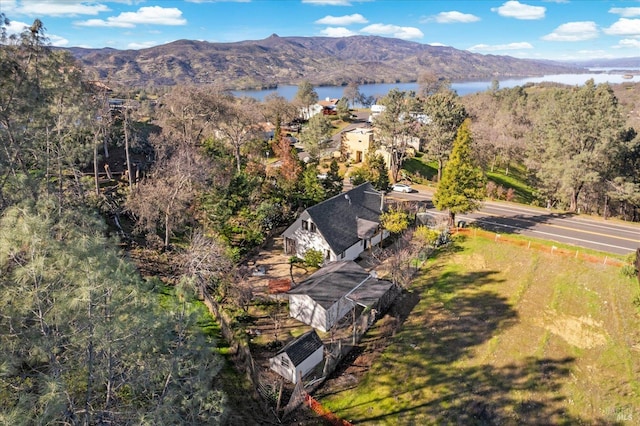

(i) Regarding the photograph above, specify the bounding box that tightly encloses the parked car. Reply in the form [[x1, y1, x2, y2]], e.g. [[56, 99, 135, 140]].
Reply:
[[391, 183, 414, 193]]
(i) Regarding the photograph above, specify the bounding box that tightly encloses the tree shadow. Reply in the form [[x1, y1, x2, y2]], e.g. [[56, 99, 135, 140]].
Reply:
[[472, 211, 577, 235], [324, 269, 618, 425]]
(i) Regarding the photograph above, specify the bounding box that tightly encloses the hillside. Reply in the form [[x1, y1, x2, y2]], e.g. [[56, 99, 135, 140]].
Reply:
[[67, 34, 583, 89]]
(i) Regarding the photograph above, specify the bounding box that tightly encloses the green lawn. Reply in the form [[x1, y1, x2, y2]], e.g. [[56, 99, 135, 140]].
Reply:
[[320, 237, 640, 425], [401, 156, 538, 204]]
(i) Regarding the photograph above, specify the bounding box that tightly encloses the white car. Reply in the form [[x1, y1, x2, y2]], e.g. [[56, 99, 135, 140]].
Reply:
[[391, 183, 413, 193]]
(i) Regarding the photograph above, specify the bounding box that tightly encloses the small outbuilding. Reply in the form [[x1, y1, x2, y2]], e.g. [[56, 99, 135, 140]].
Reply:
[[269, 330, 324, 384], [288, 260, 397, 332]]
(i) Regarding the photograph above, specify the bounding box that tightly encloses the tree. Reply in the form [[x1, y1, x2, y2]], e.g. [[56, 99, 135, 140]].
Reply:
[[0, 203, 227, 424], [336, 97, 351, 121], [528, 80, 625, 212], [322, 158, 343, 197], [299, 114, 332, 162], [216, 95, 262, 172], [433, 119, 486, 226], [293, 80, 318, 119], [373, 89, 416, 182], [417, 72, 450, 98], [352, 152, 390, 192], [300, 164, 326, 206], [422, 89, 468, 182], [262, 93, 297, 127], [0, 17, 97, 209], [342, 81, 362, 108], [380, 208, 410, 234], [154, 85, 226, 148], [127, 145, 209, 249]]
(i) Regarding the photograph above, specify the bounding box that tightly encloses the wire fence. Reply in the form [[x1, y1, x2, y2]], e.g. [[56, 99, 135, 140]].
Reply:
[[454, 227, 627, 268]]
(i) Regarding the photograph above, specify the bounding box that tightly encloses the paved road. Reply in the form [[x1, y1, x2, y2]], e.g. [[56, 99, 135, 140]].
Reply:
[[387, 187, 640, 255]]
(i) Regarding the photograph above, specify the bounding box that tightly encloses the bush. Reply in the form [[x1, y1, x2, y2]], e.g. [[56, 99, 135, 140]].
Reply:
[[303, 249, 324, 268]]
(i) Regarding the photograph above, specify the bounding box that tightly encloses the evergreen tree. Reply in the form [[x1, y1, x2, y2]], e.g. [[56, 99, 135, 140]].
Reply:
[[323, 158, 343, 197], [299, 114, 332, 162], [0, 202, 226, 424], [421, 89, 468, 182], [528, 80, 625, 212], [433, 119, 486, 226], [348, 153, 390, 191], [300, 164, 326, 206]]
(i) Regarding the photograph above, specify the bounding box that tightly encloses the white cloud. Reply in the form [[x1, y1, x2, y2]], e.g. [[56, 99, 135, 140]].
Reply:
[[0, 0, 17, 13], [75, 18, 134, 28], [603, 18, 640, 36], [360, 23, 423, 40], [12, 1, 110, 17], [492, 1, 545, 20], [615, 38, 640, 48], [75, 6, 187, 28], [49, 34, 69, 46], [319, 27, 358, 37], [186, 0, 250, 2], [127, 41, 159, 49], [302, 0, 352, 5], [4, 19, 30, 36], [428, 42, 448, 47], [468, 42, 533, 51], [431, 11, 480, 24], [542, 21, 599, 41], [609, 7, 640, 18], [315, 14, 367, 25]]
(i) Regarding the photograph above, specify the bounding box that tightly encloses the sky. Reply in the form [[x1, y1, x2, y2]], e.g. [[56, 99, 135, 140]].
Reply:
[[1, 0, 639, 60]]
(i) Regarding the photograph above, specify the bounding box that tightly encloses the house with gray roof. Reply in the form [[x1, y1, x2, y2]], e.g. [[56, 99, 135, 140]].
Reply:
[[288, 260, 397, 332], [282, 182, 388, 262], [269, 330, 324, 384]]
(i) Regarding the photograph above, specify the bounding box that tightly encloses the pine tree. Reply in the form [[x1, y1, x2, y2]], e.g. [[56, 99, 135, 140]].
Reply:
[[433, 119, 486, 226]]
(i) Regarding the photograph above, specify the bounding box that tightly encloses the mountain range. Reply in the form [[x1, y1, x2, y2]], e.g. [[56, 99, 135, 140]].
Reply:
[[68, 34, 590, 90]]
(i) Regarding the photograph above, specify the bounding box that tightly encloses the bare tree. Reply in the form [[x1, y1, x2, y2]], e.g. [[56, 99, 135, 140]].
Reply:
[[127, 142, 209, 249], [216, 95, 262, 172]]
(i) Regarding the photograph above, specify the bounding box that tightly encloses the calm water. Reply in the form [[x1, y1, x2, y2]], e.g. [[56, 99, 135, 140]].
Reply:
[[233, 72, 637, 101]]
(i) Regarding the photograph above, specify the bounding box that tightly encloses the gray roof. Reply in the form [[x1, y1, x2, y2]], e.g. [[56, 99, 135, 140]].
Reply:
[[282, 182, 383, 255], [276, 330, 323, 367], [288, 261, 394, 309]]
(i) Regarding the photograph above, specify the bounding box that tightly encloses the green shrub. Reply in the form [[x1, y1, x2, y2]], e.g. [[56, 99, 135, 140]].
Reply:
[[303, 248, 324, 268]]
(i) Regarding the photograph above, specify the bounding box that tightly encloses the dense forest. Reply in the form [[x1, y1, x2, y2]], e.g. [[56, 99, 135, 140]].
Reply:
[[1, 16, 639, 424]]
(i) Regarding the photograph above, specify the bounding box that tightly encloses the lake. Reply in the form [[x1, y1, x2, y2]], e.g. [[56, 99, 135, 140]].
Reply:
[[233, 72, 637, 101]]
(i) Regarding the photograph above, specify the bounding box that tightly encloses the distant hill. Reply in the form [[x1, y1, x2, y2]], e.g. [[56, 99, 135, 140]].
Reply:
[[67, 34, 584, 90], [565, 57, 640, 69]]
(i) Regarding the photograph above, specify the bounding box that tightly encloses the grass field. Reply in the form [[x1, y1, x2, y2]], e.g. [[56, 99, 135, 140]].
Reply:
[[319, 236, 640, 425]]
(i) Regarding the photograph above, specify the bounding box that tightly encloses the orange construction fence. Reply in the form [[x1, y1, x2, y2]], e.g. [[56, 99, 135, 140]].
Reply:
[[454, 227, 626, 267], [305, 393, 353, 426]]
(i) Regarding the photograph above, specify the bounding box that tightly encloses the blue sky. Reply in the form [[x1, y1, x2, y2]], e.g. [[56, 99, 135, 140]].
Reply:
[[1, 0, 639, 60]]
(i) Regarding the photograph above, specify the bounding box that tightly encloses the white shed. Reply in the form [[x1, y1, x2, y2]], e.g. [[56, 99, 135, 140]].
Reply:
[[288, 261, 396, 332], [269, 330, 324, 384]]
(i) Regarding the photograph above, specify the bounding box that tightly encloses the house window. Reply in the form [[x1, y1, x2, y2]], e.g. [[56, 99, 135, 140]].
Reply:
[[302, 220, 316, 232], [340, 251, 345, 259], [325, 250, 330, 259], [280, 357, 290, 368]]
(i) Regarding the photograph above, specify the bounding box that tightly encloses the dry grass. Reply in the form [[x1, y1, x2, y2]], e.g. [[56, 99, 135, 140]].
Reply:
[[319, 236, 640, 425]]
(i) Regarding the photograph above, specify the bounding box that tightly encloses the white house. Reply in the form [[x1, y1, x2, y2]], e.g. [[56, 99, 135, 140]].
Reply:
[[268, 330, 324, 384], [282, 182, 389, 262], [288, 261, 397, 332]]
